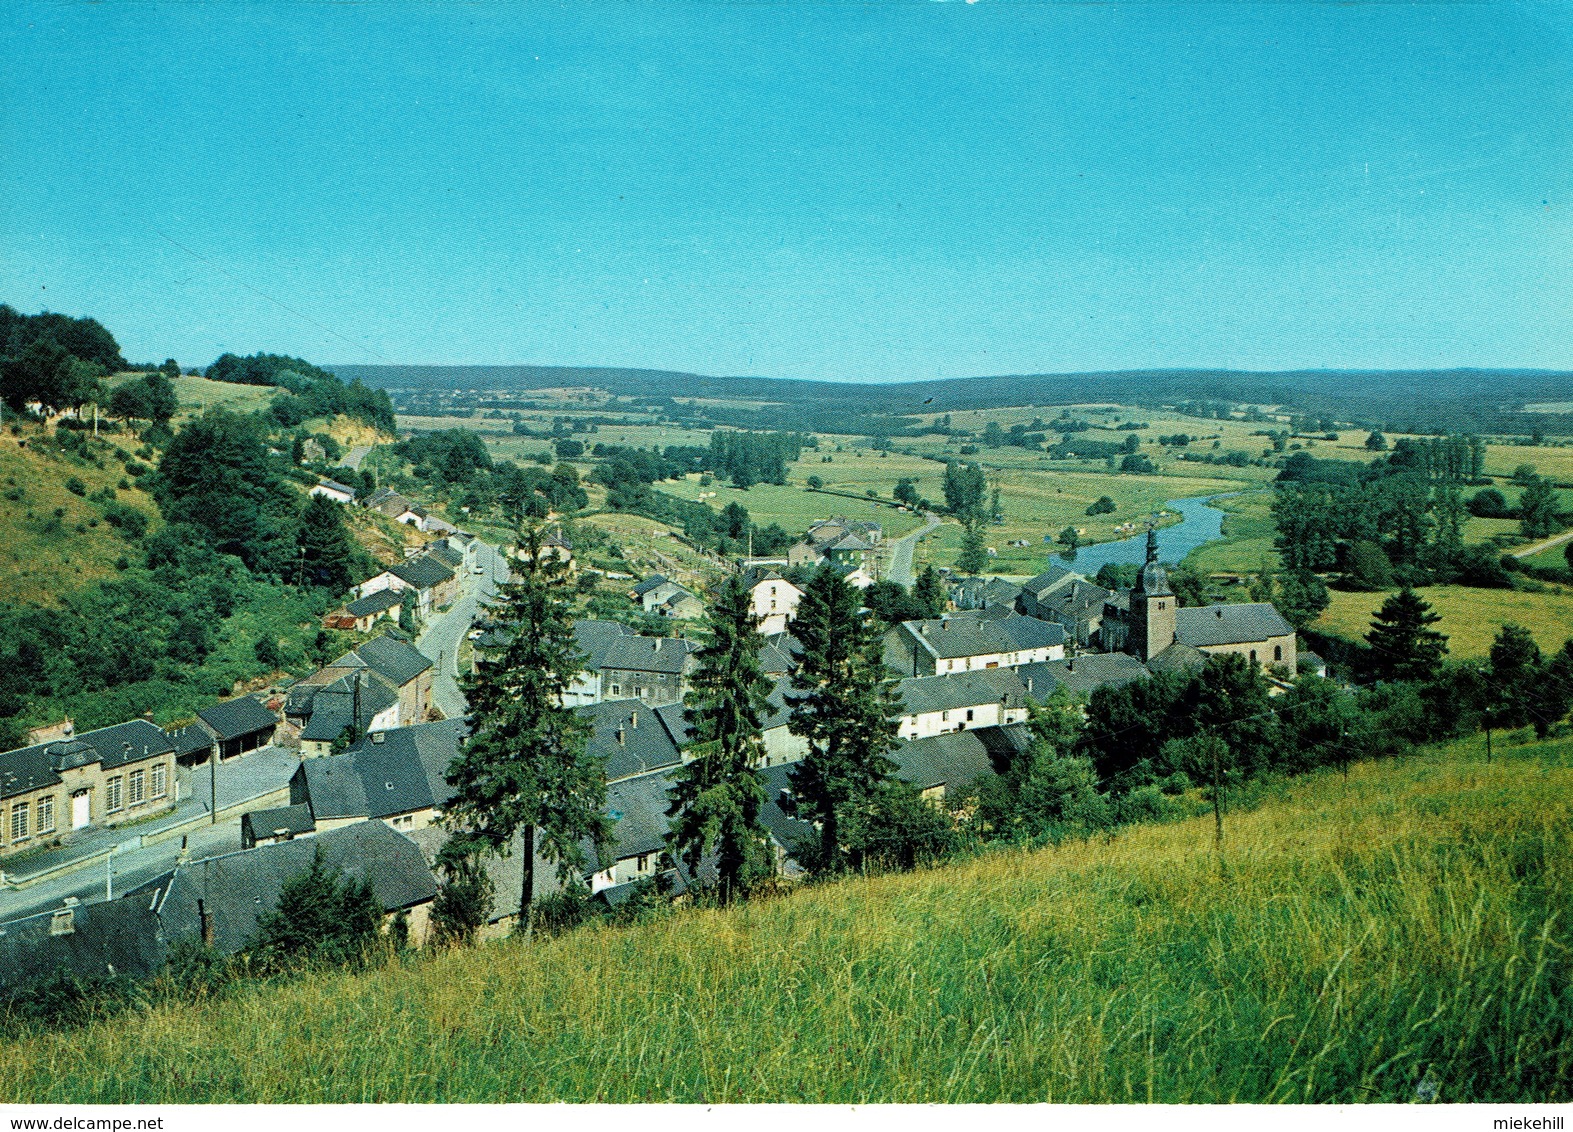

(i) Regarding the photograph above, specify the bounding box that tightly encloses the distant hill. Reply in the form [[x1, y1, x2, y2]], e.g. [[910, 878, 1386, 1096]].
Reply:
[[331, 364, 1573, 436]]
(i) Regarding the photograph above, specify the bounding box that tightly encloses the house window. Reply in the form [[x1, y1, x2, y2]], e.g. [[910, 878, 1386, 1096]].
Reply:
[[637, 853, 649, 872], [37, 795, 55, 834], [151, 763, 167, 799], [1250, 650, 1258, 665], [1274, 645, 1283, 662], [10, 802, 28, 843], [610, 684, 621, 697], [966, 709, 975, 722], [105, 776, 123, 813], [1158, 601, 1166, 610], [129, 769, 146, 807], [946, 660, 955, 671], [941, 710, 950, 722]]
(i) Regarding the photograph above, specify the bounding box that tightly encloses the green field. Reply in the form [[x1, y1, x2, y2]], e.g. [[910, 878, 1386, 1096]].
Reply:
[[3, 733, 1567, 1103], [1315, 584, 1573, 658], [102, 373, 281, 423], [1180, 490, 1279, 576]]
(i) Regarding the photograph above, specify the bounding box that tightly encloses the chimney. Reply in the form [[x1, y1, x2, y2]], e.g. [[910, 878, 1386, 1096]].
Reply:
[[1067, 657, 1075, 672], [630, 710, 638, 730], [942, 620, 950, 631], [1026, 677, 1033, 694], [653, 638, 662, 652], [372, 731, 386, 744], [1216, 608, 1223, 619], [616, 726, 626, 747], [177, 835, 191, 866]]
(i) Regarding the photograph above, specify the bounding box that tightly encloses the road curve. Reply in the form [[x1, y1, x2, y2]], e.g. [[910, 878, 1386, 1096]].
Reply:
[[886, 513, 942, 587]]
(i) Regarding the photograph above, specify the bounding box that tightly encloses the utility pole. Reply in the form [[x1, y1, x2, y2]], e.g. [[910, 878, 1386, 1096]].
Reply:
[[210, 743, 218, 825]]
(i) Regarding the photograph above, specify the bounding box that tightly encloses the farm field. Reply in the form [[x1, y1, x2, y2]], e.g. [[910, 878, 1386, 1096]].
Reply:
[[102, 372, 281, 423], [3, 732, 1566, 1103], [658, 473, 928, 542], [1314, 584, 1573, 658], [1181, 490, 1279, 576]]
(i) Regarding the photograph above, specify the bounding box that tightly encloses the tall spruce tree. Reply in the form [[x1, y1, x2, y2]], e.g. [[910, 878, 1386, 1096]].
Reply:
[[1365, 586, 1448, 683], [1487, 623, 1543, 730], [786, 565, 902, 874], [912, 564, 947, 618], [665, 574, 774, 903], [444, 525, 610, 932], [296, 493, 360, 592]]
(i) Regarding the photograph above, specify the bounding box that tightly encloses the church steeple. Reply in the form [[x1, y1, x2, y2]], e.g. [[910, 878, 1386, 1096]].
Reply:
[[1127, 523, 1176, 661]]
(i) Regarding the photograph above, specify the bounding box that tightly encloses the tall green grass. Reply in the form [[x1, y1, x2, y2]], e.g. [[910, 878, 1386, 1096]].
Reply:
[[2, 734, 1568, 1103]]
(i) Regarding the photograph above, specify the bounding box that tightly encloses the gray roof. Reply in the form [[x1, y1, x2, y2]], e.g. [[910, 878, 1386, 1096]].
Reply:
[[2, 719, 176, 801], [140, 820, 437, 956], [758, 762, 818, 859], [1175, 603, 1295, 648], [630, 574, 670, 597], [197, 696, 277, 742], [300, 719, 466, 820], [0, 896, 168, 999], [895, 611, 1064, 663], [427, 541, 465, 568], [336, 634, 433, 689], [315, 478, 357, 498], [995, 614, 1068, 652], [573, 619, 638, 669], [1041, 580, 1114, 620], [167, 722, 216, 759], [896, 670, 1026, 717], [1147, 641, 1209, 675], [362, 486, 402, 509], [654, 675, 795, 746], [591, 769, 679, 867], [344, 588, 403, 618], [297, 671, 402, 741], [600, 634, 697, 676], [1021, 565, 1080, 598], [582, 699, 683, 782], [242, 803, 316, 842], [893, 725, 1027, 797], [1015, 652, 1152, 699], [389, 554, 454, 590]]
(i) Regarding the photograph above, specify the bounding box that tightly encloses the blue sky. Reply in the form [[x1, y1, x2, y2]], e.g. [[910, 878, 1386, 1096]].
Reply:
[[2, 2, 1569, 380]]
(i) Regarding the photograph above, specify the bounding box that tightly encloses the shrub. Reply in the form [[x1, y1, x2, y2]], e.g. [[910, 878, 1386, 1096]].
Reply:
[[65, 477, 87, 496]]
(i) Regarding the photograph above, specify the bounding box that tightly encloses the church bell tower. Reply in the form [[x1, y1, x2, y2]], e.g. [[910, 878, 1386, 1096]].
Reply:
[[1128, 526, 1177, 662]]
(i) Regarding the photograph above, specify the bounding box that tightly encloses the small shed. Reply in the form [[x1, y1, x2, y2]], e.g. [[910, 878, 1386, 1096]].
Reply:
[[197, 697, 278, 760]]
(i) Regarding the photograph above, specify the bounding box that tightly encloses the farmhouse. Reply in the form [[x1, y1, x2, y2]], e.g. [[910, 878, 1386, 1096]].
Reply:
[[582, 699, 685, 783], [740, 566, 803, 634], [1, 719, 177, 860], [324, 587, 404, 634], [598, 633, 699, 707], [883, 610, 1066, 677], [309, 478, 358, 505], [289, 719, 465, 834], [894, 670, 1030, 740]]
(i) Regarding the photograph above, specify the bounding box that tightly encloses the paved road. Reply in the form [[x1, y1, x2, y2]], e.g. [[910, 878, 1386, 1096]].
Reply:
[[1509, 527, 1573, 559], [339, 444, 373, 471], [886, 514, 942, 587], [417, 540, 505, 719]]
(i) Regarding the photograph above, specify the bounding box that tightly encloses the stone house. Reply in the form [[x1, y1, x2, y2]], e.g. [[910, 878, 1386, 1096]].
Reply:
[[309, 479, 358, 505], [893, 670, 1030, 741], [883, 610, 1066, 677], [289, 719, 466, 835], [0, 720, 177, 861], [598, 634, 699, 708]]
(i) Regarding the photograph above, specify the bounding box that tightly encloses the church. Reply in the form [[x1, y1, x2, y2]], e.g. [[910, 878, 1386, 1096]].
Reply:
[[1101, 528, 1297, 675]]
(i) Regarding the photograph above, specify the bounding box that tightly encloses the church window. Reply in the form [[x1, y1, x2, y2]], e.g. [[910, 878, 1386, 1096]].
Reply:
[[1250, 650, 1258, 664], [1274, 645, 1282, 662]]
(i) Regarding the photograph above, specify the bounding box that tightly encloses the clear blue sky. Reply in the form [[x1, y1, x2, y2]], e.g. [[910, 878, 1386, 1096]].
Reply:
[[3, 2, 1569, 381]]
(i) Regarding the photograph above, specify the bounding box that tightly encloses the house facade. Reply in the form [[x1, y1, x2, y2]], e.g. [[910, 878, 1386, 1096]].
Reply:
[[882, 610, 1066, 677], [894, 670, 1030, 741], [740, 567, 803, 635], [1, 720, 177, 861]]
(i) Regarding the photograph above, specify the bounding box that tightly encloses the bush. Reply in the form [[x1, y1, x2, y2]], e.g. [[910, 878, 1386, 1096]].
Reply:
[[65, 477, 87, 496], [101, 501, 148, 540]]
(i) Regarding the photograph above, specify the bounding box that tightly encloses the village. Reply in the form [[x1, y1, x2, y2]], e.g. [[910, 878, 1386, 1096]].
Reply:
[[0, 473, 1317, 987]]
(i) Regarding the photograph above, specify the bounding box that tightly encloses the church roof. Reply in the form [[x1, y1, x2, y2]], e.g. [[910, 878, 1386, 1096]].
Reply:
[[1174, 604, 1295, 649]]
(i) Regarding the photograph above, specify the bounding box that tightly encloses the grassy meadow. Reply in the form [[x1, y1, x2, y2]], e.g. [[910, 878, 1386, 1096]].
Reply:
[[3, 733, 1568, 1103], [1315, 585, 1573, 658]]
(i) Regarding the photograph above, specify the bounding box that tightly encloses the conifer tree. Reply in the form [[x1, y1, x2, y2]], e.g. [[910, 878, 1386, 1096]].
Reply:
[[444, 525, 610, 932], [1365, 586, 1448, 683], [665, 574, 773, 903], [786, 565, 902, 874], [1487, 623, 1543, 730], [912, 565, 947, 618], [296, 493, 360, 592]]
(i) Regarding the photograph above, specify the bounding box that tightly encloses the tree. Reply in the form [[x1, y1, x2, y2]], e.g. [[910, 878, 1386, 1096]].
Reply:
[[296, 493, 361, 592], [1519, 478, 1561, 540], [894, 478, 920, 508], [1344, 540, 1393, 590], [1529, 639, 1573, 739], [1279, 674, 1361, 775], [1120, 453, 1155, 474], [955, 527, 988, 575], [941, 461, 987, 526], [912, 565, 947, 618], [840, 780, 958, 870], [0, 338, 72, 413], [107, 381, 153, 425], [430, 850, 495, 946], [151, 410, 290, 572], [1365, 431, 1388, 451], [1275, 569, 1330, 633], [1466, 488, 1510, 518], [786, 566, 902, 875], [254, 634, 285, 669], [666, 575, 774, 903], [975, 686, 1104, 840], [806, 475, 824, 491], [444, 525, 611, 931], [1365, 587, 1448, 683], [1057, 525, 1080, 553], [249, 848, 383, 968], [1086, 495, 1116, 516], [1487, 623, 1543, 731]]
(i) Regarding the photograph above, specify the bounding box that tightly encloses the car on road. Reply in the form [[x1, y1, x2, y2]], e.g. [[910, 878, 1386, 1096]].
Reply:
[[471, 565, 485, 575]]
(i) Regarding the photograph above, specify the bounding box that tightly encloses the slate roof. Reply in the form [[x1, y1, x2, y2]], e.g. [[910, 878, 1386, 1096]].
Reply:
[[2, 719, 176, 801], [892, 725, 1026, 798], [335, 634, 433, 689], [314, 478, 357, 499], [1015, 652, 1152, 699], [995, 614, 1068, 652], [574, 619, 637, 669], [1041, 580, 1114, 621], [1021, 565, 1080, 597], [167, 723, 216, 760], [654, 675, 795, 745], [1146, 641, 1209, 675], [197, 696, 277, 742], [297, 672, 402, 743], [630, 574, 670, 597], [896, 670, 1025, 717], [300, 719, 466, 820], [242, 803, 316, 842], [139, 820, 437, 956], [1175, 603, 1296, 648], [0, 897, 168, 999], [344, 588, 403, 618], [588, 769, 678, 868], [757, 762, 818, 859], [582, 699, 684, 782], [896, 611, 1064, 663], [427, 541, 465, 568], [600, 634, 697, 676], [362, 486, 401, 510], [389, 554, 455, 590], [740, 565, 793, 591]]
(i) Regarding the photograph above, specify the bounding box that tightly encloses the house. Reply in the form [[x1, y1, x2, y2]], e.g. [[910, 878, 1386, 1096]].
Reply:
[[361, 486, 404, 513], [1014, 652, 1153, 701], [511, 529, 574, 570], [952, 576, 1022, 613], [581, 699, 685, 782], [290, 719, 466, 834], [788, 518, 883, 571], [634, 576, 703, 619], [555, 619, 642, 706], [630, 574, 671, 602], [404, 825, 550, 940], [583, 770, 680, 893], [324, 588, 403, 634], [425, 539, 466, 573], [598, 634, 699, 708], [294, 669, 403, 758], [653, 675, 808, 769], [358, 553, 457, 619], [0, 896, 168, 1000], [893, 670, 1030, 741], [651, 587, 705, 620], [134, 819, 439, 953], [892, 724, 1031, 804], [332, 634, 435, 724], [241, 802, 317, 849], [1107, 528, 1297, 673], [883, 610, 1066, 677], [1, 720, 178, 860], [310, 478, 358, 505], [740, 566, 803, 635]]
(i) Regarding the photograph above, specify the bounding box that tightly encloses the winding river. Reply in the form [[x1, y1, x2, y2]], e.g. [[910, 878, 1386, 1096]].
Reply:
[[1046, 494, 1240, 574]]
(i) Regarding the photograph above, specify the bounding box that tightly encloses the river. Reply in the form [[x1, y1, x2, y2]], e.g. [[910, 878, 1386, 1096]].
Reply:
[[1045, 493, 1240, 574]]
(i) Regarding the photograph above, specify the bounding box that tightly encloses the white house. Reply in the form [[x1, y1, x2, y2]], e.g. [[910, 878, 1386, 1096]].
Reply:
[[310, 479, 358, 505], [894, 670, 1030, 741], [740, 566, 803, 635]]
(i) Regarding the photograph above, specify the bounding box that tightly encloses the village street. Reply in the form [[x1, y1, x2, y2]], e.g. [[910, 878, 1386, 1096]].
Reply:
[[416, 538, 505, 720], [886, 513, 941, 587]]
